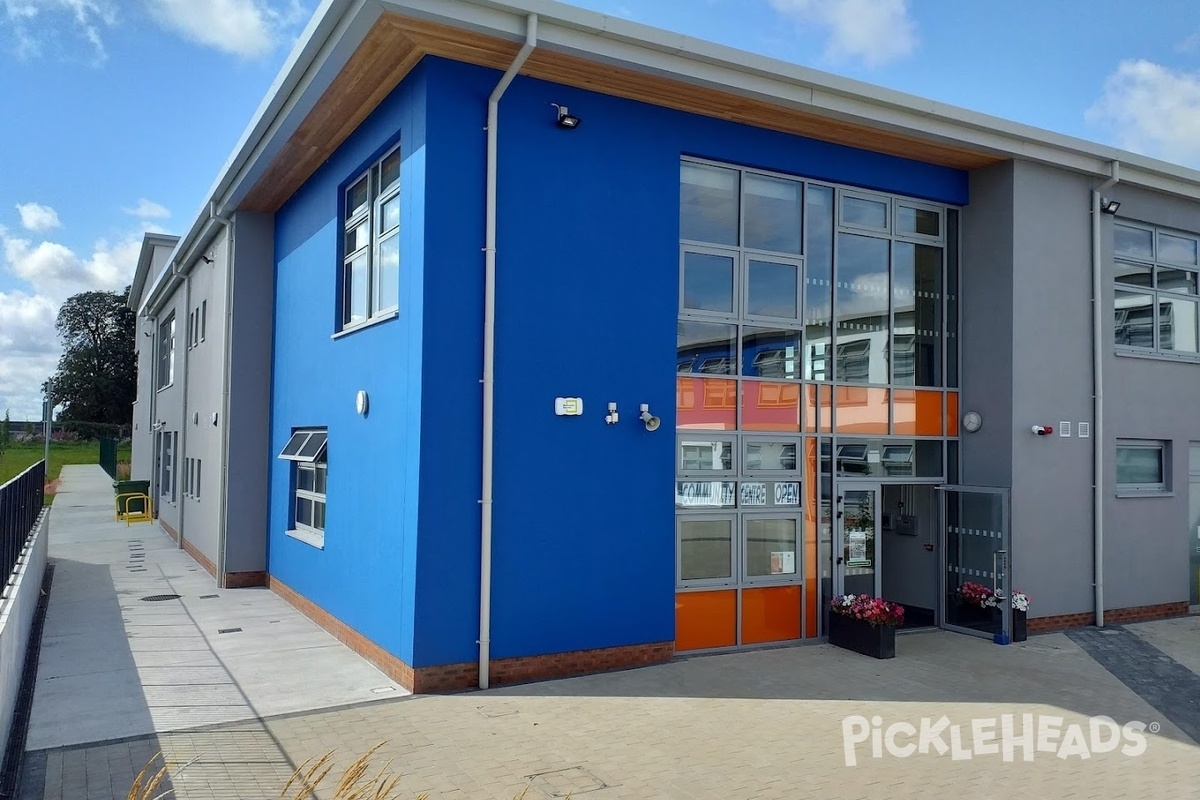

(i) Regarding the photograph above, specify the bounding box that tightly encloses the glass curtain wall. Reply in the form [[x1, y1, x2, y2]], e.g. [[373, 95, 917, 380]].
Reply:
[[675, 157, 960, 650]]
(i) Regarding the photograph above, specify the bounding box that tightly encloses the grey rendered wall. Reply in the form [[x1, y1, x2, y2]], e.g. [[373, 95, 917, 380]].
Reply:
[[1100, 182, 1200, 610], [131, 246, 172, 483], [151, 286, 187, 537], [1008, 161, 1096, 618], [178, 228, 230, 571], [960, 161, 1014, 490], [222, 212, 275, 579]]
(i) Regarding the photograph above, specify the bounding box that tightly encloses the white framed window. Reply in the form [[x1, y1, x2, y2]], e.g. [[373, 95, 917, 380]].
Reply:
[[1114, 221, 1200, 358], [200, 300, 207, 342], [157, 315, 175, 389], [1116, 439, 1168, 494], [279, 429, 328, 547], [342, 145, 400, 329]]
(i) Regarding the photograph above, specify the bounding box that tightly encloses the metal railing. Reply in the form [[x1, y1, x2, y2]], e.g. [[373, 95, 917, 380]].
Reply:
[[0, 462, 45, 587], [99, 438, 118, 479]]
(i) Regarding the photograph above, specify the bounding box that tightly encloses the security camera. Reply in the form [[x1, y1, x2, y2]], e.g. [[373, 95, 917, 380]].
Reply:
[[639, 404, 661, 432], [1032, 425, 1053, 436]]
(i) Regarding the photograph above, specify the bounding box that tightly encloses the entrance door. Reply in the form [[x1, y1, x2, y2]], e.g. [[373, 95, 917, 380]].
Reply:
[[835, 484, 880, 598], [939, 486, 1011, 640]]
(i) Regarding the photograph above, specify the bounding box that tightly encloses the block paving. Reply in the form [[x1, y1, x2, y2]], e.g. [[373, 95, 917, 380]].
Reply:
[[17, 467, 1200, 798]]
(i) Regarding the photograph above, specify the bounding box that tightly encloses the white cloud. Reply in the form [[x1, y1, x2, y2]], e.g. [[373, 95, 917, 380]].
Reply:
[[1086, 60, 1200, 168], [0, 224, 143, 418], [145, 0, 306, 58], [122, 199, 170, 220], [1, 226, 140, 303], [0, 290, 58, 419], [769, 0, 917, 67], [0, 0, 116, 62], [15, 202, 61, 232]]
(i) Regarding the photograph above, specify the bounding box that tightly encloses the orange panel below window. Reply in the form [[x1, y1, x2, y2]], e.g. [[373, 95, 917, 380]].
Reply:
[[676, 590, 737, 651], [677, 378, 736, 430], [741, 585, 802, 644], [741, 381, 801, 432], [834, 386, 888, 434], [946, 392, 960, 437], [893, 389, 944, 436]]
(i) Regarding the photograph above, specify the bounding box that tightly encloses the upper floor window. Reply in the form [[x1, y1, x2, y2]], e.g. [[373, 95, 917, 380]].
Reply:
[[1114, 222, 1200, 358], [157, 315, 175, 389], [342, 145, 401, 329]]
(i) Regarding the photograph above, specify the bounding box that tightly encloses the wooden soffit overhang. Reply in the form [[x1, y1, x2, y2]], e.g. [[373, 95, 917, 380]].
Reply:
[[241, 12, 1002, 212]]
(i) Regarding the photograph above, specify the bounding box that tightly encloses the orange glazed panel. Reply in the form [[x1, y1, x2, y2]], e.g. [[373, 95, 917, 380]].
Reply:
[[892, 389, 944, 436], [742, 586, 802, 644], [946, 392, 959, 437], [677, 377, 736, 430], [676, 590, 737, 651], [742, 381, 801, 432], [834, 386, 888, 434], [818, 384, 833, 433]]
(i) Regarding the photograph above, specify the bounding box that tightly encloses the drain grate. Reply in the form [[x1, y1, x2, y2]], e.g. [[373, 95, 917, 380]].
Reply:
[[140, 594, 182, 602], [217, 627, 243, 634], [199, 594, 219, 599]]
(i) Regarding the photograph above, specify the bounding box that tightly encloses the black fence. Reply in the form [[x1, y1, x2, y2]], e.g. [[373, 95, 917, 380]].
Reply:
[[99, 438, 118, 479], [0, 461, 45, 586]]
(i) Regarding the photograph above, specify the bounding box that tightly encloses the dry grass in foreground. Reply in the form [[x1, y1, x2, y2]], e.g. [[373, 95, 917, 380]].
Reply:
[[128, 743, 549, 800]]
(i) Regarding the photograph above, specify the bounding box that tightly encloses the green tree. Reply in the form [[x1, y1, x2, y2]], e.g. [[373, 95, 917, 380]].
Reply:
[[49, 288, 137, 425]]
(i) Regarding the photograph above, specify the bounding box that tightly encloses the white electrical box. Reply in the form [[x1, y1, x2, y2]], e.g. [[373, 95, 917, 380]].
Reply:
[[554, 397, 584, 416]]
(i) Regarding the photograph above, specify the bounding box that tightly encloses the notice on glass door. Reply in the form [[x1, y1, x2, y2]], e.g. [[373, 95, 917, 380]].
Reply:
[[847, 531, 871, 567]]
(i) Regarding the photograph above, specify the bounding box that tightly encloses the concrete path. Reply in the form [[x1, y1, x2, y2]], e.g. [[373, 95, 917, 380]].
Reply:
[[17, 466, 1200, 799], [21, 466, 403, 795]]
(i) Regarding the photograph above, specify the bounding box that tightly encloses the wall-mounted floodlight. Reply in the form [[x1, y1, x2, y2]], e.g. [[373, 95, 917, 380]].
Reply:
[[551, 103, 581, 129], [1100, 197, 1121, 215]]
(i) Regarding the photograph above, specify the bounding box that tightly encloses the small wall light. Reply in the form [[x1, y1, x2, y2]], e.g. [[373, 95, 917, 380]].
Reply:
[[1100, 197, 1121, 215], [551, 103, 581, 129], [605, 402, 619, 425], [355, 390, 370, 417], [639, 403, 661, 432]]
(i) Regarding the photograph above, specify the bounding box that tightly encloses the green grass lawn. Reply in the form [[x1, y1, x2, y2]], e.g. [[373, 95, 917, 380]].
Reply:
[[0, 441, 132, 502]]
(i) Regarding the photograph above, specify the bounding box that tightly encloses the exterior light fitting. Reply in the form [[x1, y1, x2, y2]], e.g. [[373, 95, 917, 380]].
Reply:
[[551, 103, 581, 129], [1100, 197, 1121, 215]]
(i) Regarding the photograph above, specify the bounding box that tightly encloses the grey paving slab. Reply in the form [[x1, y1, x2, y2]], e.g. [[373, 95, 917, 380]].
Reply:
[[1066, 623, 1200, 745], [25, 465, 406, 752]]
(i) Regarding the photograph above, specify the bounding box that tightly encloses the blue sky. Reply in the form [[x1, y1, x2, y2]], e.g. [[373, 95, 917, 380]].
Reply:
[[1, 0, 1199, 419]]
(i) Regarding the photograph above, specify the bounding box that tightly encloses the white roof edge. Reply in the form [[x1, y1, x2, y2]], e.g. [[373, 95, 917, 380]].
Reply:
[[153, 0, 1200, 309]]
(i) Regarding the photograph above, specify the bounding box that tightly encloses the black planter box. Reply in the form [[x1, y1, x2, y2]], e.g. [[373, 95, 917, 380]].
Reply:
[[828, 612, 896, 659], [1012, 610, 1027, 642]]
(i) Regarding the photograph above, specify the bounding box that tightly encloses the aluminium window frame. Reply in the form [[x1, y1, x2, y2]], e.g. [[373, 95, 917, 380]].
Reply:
[[1113, 219, 1200, 361], [340, 143, 401, 332], [677, 513, 738, 588], [279, 428, 328, 548], [1115, 438, 1169, 494], [740, 512, 803, 585], [157, 314, 176, 390]]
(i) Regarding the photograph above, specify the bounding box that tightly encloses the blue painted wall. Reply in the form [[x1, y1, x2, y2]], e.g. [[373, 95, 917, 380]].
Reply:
[[268, 62, 429, 665], [409, 56, 966, 668]]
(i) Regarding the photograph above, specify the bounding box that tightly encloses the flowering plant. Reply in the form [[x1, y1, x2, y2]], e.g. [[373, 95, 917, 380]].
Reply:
[[956, 581, 994, 608], [830, 594, 905, 627], [1011, 591, 1030, 612]]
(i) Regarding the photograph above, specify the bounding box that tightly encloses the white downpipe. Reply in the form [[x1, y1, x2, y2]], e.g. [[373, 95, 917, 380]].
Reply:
[[175, 263, 192, 551], [210, 203, 234, 588], [1092, 161, 1120, 628], [480, 13, 538, 691]]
